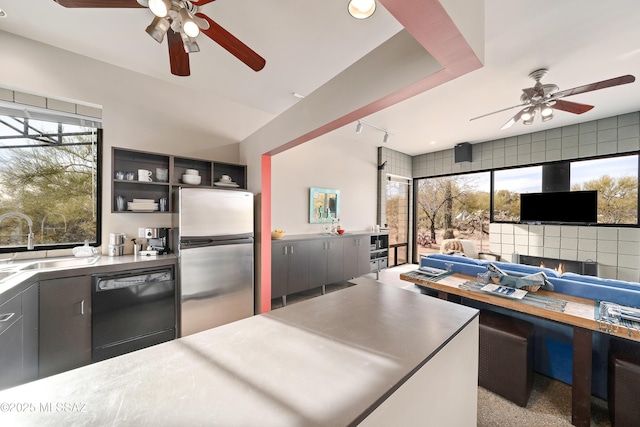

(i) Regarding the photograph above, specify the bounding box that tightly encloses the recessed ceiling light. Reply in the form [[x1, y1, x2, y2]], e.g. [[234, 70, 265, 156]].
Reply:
[[430, 141, 437, 145], [0, 9, 7, 18], [292, 92, 305, 99]]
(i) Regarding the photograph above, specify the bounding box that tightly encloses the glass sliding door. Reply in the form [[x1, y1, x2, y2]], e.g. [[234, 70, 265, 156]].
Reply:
[[386, 176, 409, 266]]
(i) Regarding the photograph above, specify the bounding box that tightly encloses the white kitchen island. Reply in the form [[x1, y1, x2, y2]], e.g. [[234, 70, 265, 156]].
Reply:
[[0, 277, 478, 426]]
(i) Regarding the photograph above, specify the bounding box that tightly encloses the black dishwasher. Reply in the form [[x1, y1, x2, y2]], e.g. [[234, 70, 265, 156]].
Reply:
[[91, 266, 176, 362]]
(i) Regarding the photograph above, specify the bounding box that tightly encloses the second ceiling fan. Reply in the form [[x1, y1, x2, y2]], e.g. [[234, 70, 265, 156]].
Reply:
[[470, 68, 635, 129], [53, 0, 266, 76]]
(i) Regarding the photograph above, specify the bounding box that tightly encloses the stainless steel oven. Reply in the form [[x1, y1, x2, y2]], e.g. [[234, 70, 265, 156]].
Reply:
[[91, 266, 176, 362]]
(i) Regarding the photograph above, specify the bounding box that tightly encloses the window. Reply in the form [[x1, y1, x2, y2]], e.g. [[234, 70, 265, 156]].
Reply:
[[493, 166, 542, 222], [570, 156, 638, 224], [0, 112, 101, 252], [385, 177, 409, 266], [491, 155, 638, 225], [415, 172, 490, 260]]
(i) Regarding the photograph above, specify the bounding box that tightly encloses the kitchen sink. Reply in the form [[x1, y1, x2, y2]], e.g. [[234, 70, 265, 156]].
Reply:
[[19, 256, 100, 271]]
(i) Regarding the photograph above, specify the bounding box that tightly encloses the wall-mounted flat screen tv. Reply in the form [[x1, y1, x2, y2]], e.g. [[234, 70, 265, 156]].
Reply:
[[520, 190, 598, 224]]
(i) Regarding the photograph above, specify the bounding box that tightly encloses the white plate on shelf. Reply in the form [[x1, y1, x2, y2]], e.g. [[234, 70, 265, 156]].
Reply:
[[128, 202, 159, 212], [132, 199, 155, 203], [214, 181, 240, 187]]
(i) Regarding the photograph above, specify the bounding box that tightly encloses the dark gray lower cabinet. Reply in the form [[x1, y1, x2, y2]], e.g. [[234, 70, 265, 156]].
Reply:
[[0, 283, 38, 390], [39, 276, 91, 379], [343, 236, 371, 280], [272, 240, 310, 299], [0, 293, 23, 390], [309, 238, 344, 288], [22, 283, 39, 383]]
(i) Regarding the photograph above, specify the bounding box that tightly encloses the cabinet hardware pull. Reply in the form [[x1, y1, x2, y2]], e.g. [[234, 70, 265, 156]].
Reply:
[[74, 300, 85, 316], [290, 245, 294, 255], [0, 312, 15, 322]]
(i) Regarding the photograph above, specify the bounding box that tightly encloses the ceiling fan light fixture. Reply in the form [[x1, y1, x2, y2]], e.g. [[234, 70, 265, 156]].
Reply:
[[181, 33, 200, 53], [540, 104, 554, 118], [148, 0, 171, 18], [348, 0, 376, 19], [179, 8, 200, 38], [542, 111, 554, 122], [145, 16, 171, 43]]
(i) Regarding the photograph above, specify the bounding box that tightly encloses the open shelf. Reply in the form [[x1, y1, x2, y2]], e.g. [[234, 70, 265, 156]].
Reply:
[[112, 147, 247, 213]]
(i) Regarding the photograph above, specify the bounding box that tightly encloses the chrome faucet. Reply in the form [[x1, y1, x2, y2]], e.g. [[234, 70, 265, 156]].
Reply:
[[0, 212, 35, 250]]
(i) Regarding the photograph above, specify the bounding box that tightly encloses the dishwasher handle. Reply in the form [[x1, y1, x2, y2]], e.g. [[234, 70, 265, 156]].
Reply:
[[94, 268, 173, 292]]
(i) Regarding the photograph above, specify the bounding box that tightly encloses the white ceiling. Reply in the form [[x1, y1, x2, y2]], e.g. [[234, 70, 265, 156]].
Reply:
[[2, 0, 640, 156]]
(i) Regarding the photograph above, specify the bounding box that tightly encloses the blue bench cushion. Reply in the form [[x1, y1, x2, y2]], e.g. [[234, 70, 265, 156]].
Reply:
[[423, 253, 488, 266], [561, 272, 640, 292]]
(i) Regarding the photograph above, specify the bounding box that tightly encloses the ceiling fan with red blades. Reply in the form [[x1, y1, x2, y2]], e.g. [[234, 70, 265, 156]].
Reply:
[[53, 0, 266, 76], [470, 68, 635, 129]]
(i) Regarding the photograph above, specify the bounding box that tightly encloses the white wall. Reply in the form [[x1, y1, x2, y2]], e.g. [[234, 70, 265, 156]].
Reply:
[[0, 31, 272, 254], [272, 134, 378, 234]]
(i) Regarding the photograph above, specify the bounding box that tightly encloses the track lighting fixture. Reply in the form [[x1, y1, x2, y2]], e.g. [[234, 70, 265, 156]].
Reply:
[[354, 120, 393, 143]]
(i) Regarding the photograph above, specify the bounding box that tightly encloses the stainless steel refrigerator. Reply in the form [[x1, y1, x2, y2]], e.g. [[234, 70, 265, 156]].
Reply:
[[174, 187, 254, 337]]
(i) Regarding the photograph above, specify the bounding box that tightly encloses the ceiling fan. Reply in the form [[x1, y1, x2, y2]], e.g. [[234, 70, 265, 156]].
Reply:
[[53, 0, 266, 77], [470, 68, 635, 129]]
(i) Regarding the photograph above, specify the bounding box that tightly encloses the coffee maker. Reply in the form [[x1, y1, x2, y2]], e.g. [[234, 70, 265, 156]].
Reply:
[[142, 227, 170, 254]]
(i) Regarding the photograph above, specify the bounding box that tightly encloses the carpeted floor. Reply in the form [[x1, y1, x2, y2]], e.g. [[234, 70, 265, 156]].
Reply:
[[271, 264, 612, 426]]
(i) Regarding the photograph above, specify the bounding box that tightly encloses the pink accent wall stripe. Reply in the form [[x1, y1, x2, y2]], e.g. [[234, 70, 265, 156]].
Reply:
[[259, 154, 272, 313]]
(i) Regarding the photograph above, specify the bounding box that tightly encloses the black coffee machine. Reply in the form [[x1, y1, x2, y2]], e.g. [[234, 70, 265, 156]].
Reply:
[[143, 227, 170, 254]]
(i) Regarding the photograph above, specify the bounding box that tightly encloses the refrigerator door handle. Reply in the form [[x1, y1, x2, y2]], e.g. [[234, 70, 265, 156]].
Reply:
[[181, 237, 253, 250]]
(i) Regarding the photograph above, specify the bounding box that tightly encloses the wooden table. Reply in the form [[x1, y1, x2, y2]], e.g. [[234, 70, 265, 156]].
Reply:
[[400, 271, 640, 427]]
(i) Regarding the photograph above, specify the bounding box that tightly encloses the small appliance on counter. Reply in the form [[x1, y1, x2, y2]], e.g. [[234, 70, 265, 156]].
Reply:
[[138, 227, 171, 255]]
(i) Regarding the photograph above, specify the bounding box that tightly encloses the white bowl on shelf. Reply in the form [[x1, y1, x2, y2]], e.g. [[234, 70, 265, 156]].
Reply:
[[182, 174, 201, 185], [185, 169, 199, 175]]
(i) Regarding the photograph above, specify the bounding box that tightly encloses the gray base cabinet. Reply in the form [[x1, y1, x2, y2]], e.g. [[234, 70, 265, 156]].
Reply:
[[0, 282, 39, 390], [0, 294, 23, 390], [272, 232, 388, 306], [272, 240, 310, 299], [343, 236, 371, 280], [39, 276, 91, 379], [309, 238, 345, 288]]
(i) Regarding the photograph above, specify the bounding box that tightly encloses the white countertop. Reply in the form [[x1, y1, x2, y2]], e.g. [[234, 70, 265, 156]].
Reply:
[[0, 254, 177, 300], [0, 278, 477, 426]]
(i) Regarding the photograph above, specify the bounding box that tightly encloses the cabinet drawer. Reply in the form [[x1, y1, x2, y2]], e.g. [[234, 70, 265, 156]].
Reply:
[[0, 293, 21, 334], [370, 260, 378, 272], [378, 258, 388, 270]]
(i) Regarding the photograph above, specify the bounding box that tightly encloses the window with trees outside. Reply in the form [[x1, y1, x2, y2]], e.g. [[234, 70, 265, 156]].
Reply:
[[385, 177, 410, 266], [415, 172, 490, 259], [0, 112, 101, 253], [493, 155, 638, 224]]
